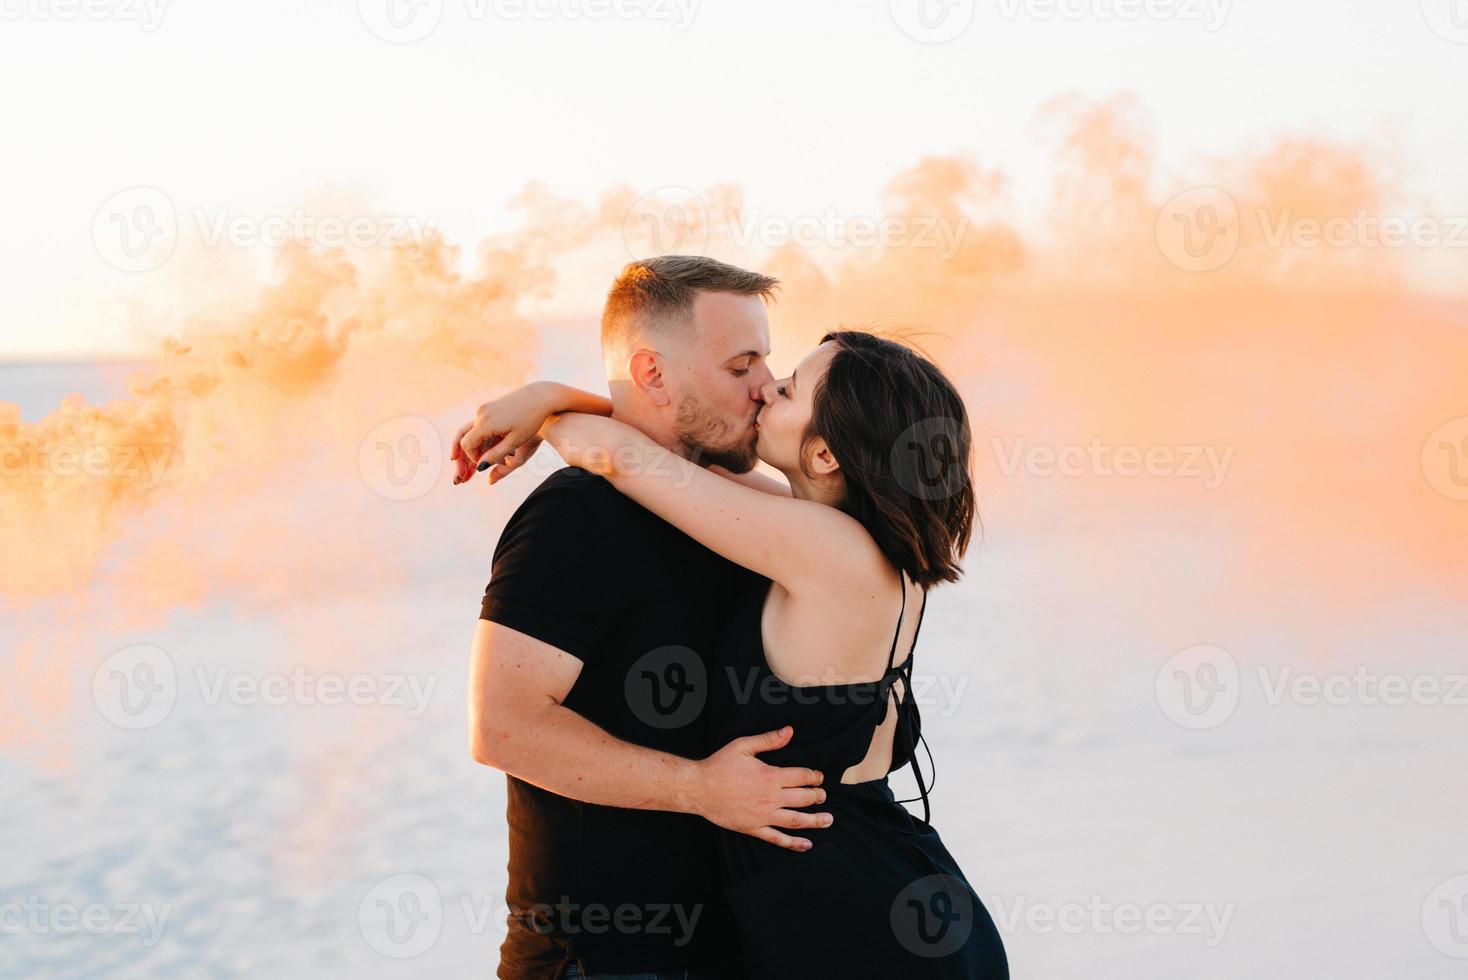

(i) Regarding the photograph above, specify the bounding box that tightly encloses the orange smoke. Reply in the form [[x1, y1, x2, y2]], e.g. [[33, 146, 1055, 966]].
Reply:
[[3, 94, 1465, 770], [1, 236, 544, 599], [751, 95, 1467, 614]]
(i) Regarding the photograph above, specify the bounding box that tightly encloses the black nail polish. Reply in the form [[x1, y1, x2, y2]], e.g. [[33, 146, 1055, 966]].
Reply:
[[477, 460, 490, 472]]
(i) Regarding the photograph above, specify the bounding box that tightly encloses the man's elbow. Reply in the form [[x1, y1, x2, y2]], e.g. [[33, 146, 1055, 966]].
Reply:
[[468, 733, 500, 769], [468, 710, 518, 770]]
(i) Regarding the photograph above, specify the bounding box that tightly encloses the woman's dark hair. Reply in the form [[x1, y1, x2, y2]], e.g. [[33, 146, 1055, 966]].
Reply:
[[802, 330, 977, 587]]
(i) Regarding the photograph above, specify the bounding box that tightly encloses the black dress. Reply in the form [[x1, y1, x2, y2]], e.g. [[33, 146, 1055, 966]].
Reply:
[[709, 574, 1009, 979]]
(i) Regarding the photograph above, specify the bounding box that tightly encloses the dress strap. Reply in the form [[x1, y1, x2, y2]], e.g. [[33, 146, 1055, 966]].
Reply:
[[894, 730, 937, 826], [883, 581, 908, 675], [906, 588, 929, 659], [889, 588, 936, 825]]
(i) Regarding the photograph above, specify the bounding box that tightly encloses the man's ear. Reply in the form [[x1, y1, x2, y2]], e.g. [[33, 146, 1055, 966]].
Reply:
[[808, 437, 841, 478], [629, 349, 672, 408]]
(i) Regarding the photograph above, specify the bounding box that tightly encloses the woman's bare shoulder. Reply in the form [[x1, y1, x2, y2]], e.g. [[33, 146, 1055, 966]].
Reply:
[[763, 562, 908, 687]]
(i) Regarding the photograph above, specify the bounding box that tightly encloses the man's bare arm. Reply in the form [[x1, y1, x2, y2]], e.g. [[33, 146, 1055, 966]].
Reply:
[[468, 620, 832, 851]]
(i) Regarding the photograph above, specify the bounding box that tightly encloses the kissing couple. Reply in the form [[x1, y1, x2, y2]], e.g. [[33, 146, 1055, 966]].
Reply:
[[457, 255, 1008, 979]]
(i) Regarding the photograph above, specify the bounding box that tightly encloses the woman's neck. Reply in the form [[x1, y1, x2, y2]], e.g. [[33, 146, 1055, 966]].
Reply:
[[783, 468, 845, 508]]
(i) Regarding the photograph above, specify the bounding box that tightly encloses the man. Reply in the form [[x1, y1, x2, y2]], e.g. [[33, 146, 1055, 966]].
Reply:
[[456, 256, 831, 979]]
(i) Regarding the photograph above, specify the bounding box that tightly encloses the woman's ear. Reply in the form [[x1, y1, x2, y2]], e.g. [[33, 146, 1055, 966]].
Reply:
[[629, 349, 671, 408], [807, 437, 841, 478]]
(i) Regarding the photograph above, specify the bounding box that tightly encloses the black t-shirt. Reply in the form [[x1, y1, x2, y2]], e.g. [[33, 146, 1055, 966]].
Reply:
[[479, 466, 746, 978]]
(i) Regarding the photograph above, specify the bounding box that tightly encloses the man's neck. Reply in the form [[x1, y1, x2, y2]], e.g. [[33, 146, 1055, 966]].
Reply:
[[608, 406, 691, 460]]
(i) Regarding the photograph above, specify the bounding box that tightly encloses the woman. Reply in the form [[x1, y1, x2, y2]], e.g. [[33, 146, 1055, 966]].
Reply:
[[481, 330, 1007, 978]]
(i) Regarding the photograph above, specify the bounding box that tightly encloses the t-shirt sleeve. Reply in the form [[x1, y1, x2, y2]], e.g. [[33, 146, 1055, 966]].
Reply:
[[479, 479, 621, 664]]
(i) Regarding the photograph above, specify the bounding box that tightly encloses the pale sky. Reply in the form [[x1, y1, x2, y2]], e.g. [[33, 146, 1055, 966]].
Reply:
[[1, 0, 1464, 357]]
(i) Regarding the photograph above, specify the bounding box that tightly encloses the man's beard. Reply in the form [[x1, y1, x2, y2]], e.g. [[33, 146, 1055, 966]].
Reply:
[[674, 390, 759, 473]]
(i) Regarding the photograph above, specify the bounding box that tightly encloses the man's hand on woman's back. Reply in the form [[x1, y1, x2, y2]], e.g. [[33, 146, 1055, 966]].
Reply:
[[689, 726, 832, 852]]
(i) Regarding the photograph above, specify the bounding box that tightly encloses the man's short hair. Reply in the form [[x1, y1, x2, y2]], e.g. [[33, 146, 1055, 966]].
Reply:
[[600, 255, 779, 362]]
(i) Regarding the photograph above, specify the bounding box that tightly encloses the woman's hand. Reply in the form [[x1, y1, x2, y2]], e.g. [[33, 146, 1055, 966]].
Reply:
[[451, 382, 612, 486], [451, 382, 555, 485]]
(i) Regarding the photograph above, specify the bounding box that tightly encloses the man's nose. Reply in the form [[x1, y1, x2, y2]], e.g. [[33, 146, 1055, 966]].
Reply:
[[752, 366, 775, 400]]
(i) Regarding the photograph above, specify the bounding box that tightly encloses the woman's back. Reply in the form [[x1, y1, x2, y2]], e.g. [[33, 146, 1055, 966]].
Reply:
[[711, 569, 927, 790], [708, 571, 1009, 978]]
